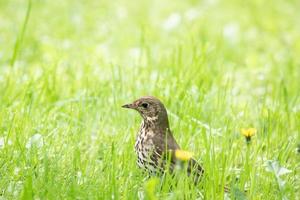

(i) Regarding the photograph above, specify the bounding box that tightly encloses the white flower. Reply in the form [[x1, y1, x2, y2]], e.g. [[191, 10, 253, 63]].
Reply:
[[26, 134, 44, 149]]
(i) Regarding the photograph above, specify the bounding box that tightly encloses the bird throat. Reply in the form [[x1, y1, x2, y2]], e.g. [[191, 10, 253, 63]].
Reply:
[[141, 115, 169, 138], [143, 110, 169, 128]]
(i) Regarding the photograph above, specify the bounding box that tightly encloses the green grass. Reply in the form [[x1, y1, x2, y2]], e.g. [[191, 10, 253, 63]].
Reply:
[[0, 0, 299, 199]]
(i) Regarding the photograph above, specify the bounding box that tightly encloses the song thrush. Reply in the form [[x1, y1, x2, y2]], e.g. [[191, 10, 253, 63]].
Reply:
[[122, 96, 204, 183]]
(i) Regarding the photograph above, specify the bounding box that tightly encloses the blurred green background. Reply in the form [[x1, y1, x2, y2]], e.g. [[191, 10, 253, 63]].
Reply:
[[0, 0, 299, 199]]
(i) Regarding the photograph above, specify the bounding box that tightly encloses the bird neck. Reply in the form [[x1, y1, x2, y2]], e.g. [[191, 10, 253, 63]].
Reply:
[[143, 113, 170, 131]]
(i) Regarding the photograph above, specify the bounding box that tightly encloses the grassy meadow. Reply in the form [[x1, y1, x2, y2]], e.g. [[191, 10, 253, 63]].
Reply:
[[0, 0, 299, 199]]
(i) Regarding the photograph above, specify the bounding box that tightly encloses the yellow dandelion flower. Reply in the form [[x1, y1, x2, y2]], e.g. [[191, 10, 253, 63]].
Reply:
[[241, 128, 257, 143], [175, 150, 194, 161]]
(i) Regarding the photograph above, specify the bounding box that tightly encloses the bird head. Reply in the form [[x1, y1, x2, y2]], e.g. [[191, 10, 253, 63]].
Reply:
[[122, 96, 169, 126]]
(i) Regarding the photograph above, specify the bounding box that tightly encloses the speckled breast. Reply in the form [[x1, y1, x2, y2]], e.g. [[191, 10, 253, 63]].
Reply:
[[134, 122, 158, 174]]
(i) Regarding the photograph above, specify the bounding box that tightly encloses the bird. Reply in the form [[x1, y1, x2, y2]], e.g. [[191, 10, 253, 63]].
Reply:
[[122, 96, 204, 183]]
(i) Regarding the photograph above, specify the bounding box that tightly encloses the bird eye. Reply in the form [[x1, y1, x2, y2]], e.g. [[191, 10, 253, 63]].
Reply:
[[141, 103, 148, 108]]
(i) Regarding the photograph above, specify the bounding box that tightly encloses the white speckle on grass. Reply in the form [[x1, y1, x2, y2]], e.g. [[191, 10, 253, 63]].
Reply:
[[253, 87, 266, 96], [26, 134, 44, 149], [265, 160, 292, 189], [62, 39, 72, 49], [20, 74, 29, 83], [77, 171, 82, 183], [162, 13, 181, 31], [265, 160, 292, 176], [0, 137, 12, 149], [150, 71, 158, 81], [224, 192, 231, 200], [91, 131, 97, 141], [188, 85, 201, 100], [14, 167, 21, 175], [292, 104, 300, 113], [191, 85, 198, 94], [184, 9, 200, 21], [237, 111, 244, 118], [76, 171, 87, 185], [95, 43, 110, 59], [128, 47, 141, 60], [223, 23, 240, 43], [7, 180, 23, 197], [257, 72, 266, 81], [0, 137, 4, 149], [206, 0, 219, 6], [137, 189, 145, 200], [116, 7, 128, 19]]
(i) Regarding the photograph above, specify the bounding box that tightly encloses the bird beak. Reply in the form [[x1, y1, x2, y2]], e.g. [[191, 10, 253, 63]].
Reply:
[[122, 103, 135, 109]]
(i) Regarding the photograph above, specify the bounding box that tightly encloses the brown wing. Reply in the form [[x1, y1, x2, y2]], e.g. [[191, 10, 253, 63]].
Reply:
[[151, 129, 204, 183], [151, 129, 180, 162], [148, 129, 179, 172], [154, 129, 180, 151]]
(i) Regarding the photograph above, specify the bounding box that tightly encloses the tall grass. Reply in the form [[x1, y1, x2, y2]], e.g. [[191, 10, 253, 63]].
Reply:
[[0, 0, 299, 199], [10, 0, 32, 67]]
